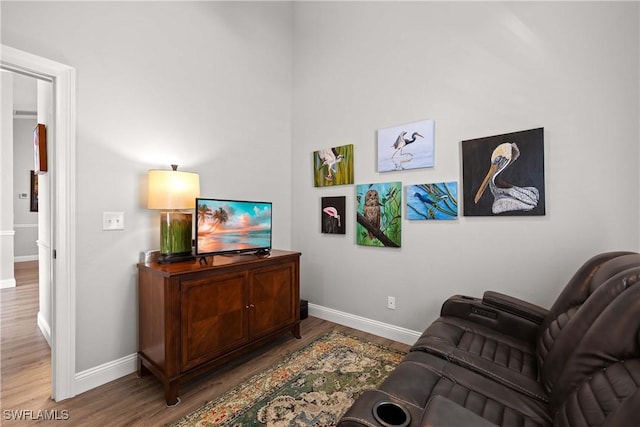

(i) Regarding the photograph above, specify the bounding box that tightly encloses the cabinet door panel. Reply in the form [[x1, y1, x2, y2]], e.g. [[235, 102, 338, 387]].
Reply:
[[249, 263, 296, 338], [180, 272, 248, 372]]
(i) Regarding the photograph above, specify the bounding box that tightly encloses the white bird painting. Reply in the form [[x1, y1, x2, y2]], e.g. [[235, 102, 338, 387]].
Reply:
[[313, 144, 354, 187], [378, 119, 434, 172], [317, 148, 343, 181]]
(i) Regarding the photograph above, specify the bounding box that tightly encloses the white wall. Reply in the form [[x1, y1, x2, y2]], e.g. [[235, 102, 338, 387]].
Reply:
[[1, 0, 638, 393], [12, 73, 38, 261], [1, 71, 16, 288], [1, 1, 294, 372], [292, 1, 640, 332], [13, 117, 38, 260]]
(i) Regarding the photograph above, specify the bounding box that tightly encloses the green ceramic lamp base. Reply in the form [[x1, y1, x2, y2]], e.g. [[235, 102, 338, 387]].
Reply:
[[159, 211, 194, 263]]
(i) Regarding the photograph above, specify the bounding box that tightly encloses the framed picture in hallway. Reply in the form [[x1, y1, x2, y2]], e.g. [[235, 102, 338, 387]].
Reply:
[[33, 123, 47, 174], [30, 171, 38, 212]]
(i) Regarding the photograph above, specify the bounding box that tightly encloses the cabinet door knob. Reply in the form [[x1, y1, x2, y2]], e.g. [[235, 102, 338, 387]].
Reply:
[[250, 304, 255, 308], [245, 305, 250, 309]]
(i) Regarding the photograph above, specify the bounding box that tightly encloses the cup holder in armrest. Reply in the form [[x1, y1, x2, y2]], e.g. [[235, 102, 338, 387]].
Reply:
[[372, 401, 411, 427]]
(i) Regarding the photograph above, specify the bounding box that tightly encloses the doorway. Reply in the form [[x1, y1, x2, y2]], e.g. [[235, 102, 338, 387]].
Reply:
[[1, 45, 77, 401]]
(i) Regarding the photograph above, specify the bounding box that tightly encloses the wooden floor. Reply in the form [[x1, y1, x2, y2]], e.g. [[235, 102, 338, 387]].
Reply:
[[1, 261, 409, 426]]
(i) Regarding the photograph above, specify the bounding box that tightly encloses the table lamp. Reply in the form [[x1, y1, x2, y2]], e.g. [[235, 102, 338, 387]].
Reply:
[[147, 165, 200, 263]]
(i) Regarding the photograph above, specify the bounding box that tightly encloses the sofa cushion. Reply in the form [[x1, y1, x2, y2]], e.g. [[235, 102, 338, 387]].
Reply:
[[381, 351, 551, 427], [553, 359, 640, 427], [411, 316, 546, 402]]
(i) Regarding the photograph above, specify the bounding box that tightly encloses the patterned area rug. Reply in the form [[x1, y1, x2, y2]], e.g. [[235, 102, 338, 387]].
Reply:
[[170, 330, 406, 427]]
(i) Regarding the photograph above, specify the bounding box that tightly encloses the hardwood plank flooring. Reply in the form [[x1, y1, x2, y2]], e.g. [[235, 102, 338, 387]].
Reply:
[[1, 262, 410, 426]]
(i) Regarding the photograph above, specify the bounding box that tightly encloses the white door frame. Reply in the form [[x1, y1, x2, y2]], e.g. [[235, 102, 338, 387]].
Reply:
[[1, 45, 76, 401]]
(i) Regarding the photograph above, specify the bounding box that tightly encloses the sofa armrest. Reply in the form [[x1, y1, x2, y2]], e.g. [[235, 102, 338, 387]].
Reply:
[[440, 294, 542, 342], [337, 390, 423, 427], [420, 396, 498, 427], [482, 291, 548, 325]]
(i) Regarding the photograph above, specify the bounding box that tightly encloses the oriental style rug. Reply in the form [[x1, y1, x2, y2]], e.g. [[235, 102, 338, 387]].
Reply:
[[170, 330, 406, 427]]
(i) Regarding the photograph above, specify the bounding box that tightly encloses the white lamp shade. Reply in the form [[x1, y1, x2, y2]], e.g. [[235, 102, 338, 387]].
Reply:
[[147, 169, 200, 210]]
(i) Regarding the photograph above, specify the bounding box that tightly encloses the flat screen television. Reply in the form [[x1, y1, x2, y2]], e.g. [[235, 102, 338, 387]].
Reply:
[[195, 198, 272, 257]]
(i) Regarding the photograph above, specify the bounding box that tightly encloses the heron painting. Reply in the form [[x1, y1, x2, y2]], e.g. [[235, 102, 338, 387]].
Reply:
[[313, 144, 354, 187], [407, 182, 458, 220], [356, 182, 402, 247], [462, 128, 545, 216], [378, 119, 434, 172], [321, 196, 346, 234]]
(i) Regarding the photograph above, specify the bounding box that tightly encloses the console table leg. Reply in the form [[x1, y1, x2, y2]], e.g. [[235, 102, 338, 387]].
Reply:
[[292, 323, 301, 339], [165, 382, 180, 407], [138, 358, 151, 378]]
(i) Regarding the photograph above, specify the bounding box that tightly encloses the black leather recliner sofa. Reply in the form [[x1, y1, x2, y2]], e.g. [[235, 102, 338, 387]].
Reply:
[[337, 252, 640, 427]]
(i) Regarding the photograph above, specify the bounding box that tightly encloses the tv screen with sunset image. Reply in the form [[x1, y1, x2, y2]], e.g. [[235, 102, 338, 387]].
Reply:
[[195, 198, 272, 256]]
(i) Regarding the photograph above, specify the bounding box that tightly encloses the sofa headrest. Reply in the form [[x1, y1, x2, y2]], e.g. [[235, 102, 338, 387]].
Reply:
[[549, 266, 640, 411], [542, 251, 639, 334], [589, 253, 640, 293]]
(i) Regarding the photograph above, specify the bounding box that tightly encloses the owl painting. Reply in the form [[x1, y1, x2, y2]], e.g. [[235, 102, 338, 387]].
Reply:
[[363, 189, 381, 239], [356, 182, 402, 248]]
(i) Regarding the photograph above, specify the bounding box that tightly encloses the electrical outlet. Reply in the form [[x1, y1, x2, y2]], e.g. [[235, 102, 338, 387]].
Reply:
[[103, 212, 124, 230], [387, 296, 396, 310]]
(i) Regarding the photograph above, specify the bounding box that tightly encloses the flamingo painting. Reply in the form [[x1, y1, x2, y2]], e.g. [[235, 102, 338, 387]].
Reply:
[[321, 196, 346, 234]]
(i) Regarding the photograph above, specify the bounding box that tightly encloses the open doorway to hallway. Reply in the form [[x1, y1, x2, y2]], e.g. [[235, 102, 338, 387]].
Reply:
[[1, 69, 52, 399], [2, 45, 76, 401]]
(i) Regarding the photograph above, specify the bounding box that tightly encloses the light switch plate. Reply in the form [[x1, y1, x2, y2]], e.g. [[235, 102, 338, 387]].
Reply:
[[103, 212, 124, 230]]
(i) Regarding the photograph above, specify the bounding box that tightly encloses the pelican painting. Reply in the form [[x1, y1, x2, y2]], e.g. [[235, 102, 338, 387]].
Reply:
[[474, 143, 539, 214], [462, 128, 545, 216], [313, 144, 354, 187], [378, 119, 434, 172]]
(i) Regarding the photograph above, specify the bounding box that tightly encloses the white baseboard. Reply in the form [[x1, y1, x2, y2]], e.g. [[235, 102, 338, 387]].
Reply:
[[0, 278, 16, 289], [75, 353, 138, 396], [15, 255, 39, 262], [308, 303, 421, 346], [71, 305, 420, 396], [37, 311, 52, 347]]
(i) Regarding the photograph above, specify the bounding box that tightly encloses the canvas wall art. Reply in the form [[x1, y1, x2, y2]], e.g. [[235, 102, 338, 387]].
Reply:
[[462, 128, 545, 216], [378, 119, 434, 172], [356, 182, 401, 247], [33, 123, 47, 173], [321, 196, 346, 234], [313, 144, 354, 187], [407, 182, 458, 220]]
